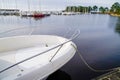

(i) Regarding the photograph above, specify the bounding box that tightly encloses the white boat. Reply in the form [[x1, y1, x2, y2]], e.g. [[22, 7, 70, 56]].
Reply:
[[62, 12, 76, 15], [0, 35, 77, 80]]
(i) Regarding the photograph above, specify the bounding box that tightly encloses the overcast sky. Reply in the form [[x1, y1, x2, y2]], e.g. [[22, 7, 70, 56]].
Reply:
[[0, 0, 119, 11]]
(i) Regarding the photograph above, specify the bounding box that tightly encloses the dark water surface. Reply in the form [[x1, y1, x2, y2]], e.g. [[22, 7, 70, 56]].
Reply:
[[0, 14, 120, 80]]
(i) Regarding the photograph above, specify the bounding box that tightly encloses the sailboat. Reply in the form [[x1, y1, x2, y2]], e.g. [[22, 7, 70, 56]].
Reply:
[[21, 0, 46, 18], [0, 33, 78, 80], [21, 0, 33, 17], [33, 11, 45, 18], [32, 0, 47, 18]]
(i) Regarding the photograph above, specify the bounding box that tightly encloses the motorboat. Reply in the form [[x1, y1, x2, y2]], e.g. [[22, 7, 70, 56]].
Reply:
[[0, 35, 77, 80]]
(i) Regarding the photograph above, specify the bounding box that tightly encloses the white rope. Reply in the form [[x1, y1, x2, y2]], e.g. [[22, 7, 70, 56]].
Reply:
[[0, 27, 27, 35], [71, 44, 115, 72], [70, 29, 80, 40], [28, 28, 34, 35], [63, 28, 71, 37]]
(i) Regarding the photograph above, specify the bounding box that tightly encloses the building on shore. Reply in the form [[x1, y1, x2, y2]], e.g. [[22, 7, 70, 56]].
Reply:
[[0, 9, 20, 16]]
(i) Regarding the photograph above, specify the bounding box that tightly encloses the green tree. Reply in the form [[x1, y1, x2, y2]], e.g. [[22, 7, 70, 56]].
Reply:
[[105, 7, 109, 12], [71, 6, 74, 12], [88, 6, 92, 12], [83, 7, 87, 13], [99, 6, 105, 13], [65, 6, 72, 12], [65, 6, 69, 12], [110, 2, 120, 14], [93, 5, 98, 11], [71, 6, 78, 12], [78, 6, 83, 12]]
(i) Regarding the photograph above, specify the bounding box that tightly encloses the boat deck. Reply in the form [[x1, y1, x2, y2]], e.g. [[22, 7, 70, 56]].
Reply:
[[0, 44, 59, 79], [92, 68, 120, 80], [0, 35, 76, 80]]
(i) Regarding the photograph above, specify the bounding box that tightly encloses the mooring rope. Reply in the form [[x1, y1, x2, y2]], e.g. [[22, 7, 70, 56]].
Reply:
[[71, 44, 115, 72]]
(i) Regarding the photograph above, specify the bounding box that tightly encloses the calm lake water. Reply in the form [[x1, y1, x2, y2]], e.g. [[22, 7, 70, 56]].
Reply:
[[0, 14, 120, 80]]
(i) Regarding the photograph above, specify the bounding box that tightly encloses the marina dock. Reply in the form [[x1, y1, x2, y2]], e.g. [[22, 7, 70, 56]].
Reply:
[[92, 67, 120, 80]]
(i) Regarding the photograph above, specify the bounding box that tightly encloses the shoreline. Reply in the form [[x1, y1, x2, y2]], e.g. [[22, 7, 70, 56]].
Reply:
[[109, 13, 120, 17]]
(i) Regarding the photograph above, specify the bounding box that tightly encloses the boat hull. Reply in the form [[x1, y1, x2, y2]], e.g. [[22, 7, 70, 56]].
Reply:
[[0, 35, 76, 80], [33, 14, 45, 18]]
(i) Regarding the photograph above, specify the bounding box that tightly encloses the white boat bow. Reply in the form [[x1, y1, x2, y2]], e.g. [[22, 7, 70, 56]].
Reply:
[[0, 35, 77, 80]]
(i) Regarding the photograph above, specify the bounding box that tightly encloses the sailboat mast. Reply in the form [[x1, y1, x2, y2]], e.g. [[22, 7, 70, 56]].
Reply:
[[39, 0, 41, 12], [15, 0, 17, 9], [1, 0, 4, 9], [7, 0, 9, 9], [0, 0, 2, 9], [27, 0, 30, 12]]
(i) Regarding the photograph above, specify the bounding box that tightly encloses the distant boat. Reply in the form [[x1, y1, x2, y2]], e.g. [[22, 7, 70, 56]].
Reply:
[[32, 12, 45, 18], [21, 0, 46, 18], [42, 12, 51, 16], [62, 12, 76, 15], [33, 14, 45, 18], [20, 11, 32, 17], [45, 13, 50, 16], [20, 11, 46, 18], [0, 35, 76, 80]]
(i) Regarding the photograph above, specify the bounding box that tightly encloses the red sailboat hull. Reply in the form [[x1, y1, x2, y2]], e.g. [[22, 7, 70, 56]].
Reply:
[[33, 14, 45, 18]]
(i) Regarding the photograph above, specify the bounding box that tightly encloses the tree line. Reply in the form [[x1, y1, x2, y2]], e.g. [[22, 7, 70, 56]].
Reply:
[[65, 2, 120, 15], [110, 2, 120, 14]]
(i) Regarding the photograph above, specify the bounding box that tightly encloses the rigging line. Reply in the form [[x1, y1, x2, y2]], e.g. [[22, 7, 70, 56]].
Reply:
[[27, 0, 30, 12], [39, 0, 41, 11], [15, 0, 17, 9], [0, 0, 2, 9], [1, 0, 4, 9], [71, 44, 115, 73]]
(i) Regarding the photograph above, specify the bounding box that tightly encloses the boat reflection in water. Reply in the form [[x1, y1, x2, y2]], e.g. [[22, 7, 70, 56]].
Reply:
[[47, 70, 72, 80]]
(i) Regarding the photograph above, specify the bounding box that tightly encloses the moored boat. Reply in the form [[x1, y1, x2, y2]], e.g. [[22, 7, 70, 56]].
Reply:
[[0, 35, 76, 80], [33, 13, 45, 18]]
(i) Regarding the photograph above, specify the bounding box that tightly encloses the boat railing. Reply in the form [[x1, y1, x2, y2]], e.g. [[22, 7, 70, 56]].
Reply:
[[50, 29, 80, 62], [0, 29, 80, 74]]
